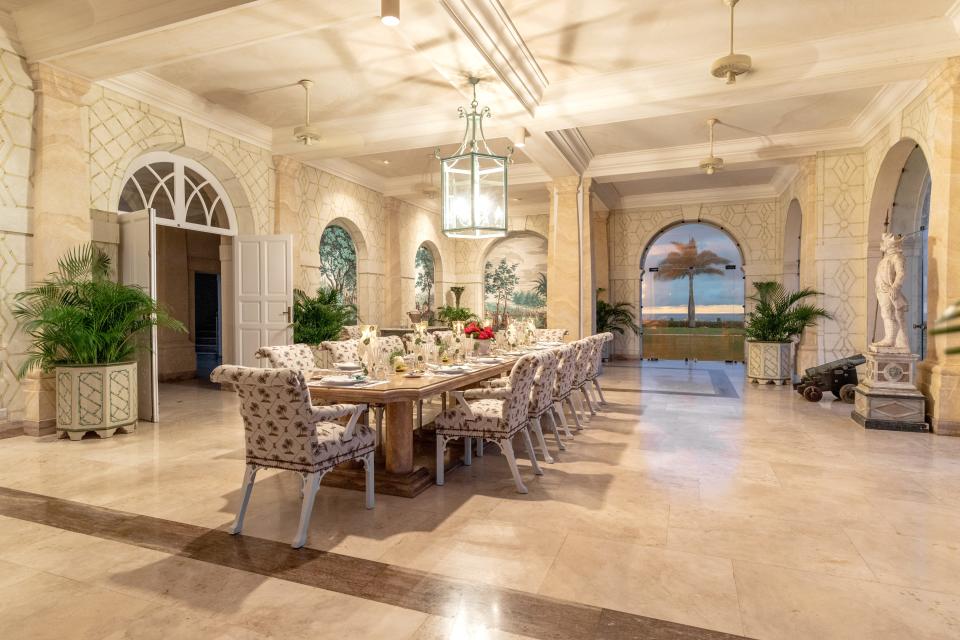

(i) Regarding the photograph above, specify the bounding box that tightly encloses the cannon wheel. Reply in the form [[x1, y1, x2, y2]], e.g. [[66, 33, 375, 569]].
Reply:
[[803, 386, 823, 402], [840, 384, 857, 404]]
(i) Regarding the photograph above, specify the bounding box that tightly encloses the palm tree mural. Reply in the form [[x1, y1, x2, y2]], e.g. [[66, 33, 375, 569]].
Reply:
[[653, 237, 729, 327]]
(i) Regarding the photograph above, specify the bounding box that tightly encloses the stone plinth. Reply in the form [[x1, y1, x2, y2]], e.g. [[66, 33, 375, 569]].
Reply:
[[851, 348, 928, 432]]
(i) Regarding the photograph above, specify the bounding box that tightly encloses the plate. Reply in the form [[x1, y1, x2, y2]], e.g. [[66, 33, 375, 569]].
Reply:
[[404, 372, 425, 378], [475, 357, 503, 364], [316, 375, 366, 386], [538, 341, 563, 346], [436, 365, 470, 375], [334, 362, 363, 371]]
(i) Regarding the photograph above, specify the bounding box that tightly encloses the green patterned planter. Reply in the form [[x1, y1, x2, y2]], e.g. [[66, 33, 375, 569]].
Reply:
[[55, 362, 138, 440]]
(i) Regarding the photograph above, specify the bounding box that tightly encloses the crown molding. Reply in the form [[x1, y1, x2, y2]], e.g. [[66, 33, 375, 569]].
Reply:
[[0, 10, 24, 57], [303, 158, 386, 194], [849, 79, 928, 141], [618, 184, 779, 210], [545, 128, 593, 175], [948, 0, 960, 35], [591, 182, 621, 212], [98, 71, 273, 149], [439, 0, 548, 116]]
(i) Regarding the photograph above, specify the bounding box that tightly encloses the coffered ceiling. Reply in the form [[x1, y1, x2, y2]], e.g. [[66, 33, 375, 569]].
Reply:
[[5, 0, 960, 210]]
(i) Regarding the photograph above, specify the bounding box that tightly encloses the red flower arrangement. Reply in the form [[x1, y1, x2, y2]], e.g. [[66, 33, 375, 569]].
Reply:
[[464, 322, 495, 340]]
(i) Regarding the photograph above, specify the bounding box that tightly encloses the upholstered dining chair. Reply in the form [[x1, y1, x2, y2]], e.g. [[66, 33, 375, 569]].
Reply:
[[534, 328, 568, 343], [378, 335, 406, 359], [584, 333, 613, 405], [340, 325, 363, 340], [321, 339, 360, 364], [434, 353, 543, 493], [210, 365, 375, 549], [254, 344, 318, 370], [570, 338, 599, 420], [552, 342, 582, 431], [467, 349, 564, 462]]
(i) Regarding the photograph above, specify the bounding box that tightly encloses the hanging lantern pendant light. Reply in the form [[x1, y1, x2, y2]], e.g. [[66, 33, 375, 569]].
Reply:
[[437, 77, 513, 239]]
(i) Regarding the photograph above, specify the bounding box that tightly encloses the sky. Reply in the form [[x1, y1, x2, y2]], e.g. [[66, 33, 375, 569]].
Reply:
[[485, 234, 547, 292], [642, 223, 744, 316]]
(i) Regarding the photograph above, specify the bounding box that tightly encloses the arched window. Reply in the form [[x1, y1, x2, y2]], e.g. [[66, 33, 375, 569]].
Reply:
[[414, 244, 436, 311], [641, 222, 744, 362], [319, 225, 358, 305], [118, 152, 237, 235]]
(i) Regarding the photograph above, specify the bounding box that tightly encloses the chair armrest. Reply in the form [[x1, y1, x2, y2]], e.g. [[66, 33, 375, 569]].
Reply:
[[311, 403, 368, 442], [481, 377, 510, 388], [451, 391, 475, 419], [463, 387, 510, 400]]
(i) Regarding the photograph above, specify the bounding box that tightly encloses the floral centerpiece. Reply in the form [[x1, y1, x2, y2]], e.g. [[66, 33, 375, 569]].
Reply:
[[465, 321, 495, 355]]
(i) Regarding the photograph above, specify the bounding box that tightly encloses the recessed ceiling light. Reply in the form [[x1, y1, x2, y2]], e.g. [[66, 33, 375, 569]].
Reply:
[[511, 197, 522, 202], [382, 159, 391, 165], [381, 0, 400, 26]]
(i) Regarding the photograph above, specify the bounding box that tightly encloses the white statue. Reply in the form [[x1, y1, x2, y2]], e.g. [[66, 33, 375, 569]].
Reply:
[[871, 232, 910, 352]]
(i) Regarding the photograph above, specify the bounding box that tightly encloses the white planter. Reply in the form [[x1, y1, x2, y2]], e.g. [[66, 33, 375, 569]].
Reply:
[[55, 362, 138, 440], [746, 341, 792, 385]]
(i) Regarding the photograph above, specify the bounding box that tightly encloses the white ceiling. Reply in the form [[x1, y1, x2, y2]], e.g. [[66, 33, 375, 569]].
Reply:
[[6, 0, 960, 208]]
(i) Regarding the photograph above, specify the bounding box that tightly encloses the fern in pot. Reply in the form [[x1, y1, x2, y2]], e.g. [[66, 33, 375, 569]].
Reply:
[[744, 281, 830, 384], [14, 244, 184, 440], [596, 291, 641, 361]]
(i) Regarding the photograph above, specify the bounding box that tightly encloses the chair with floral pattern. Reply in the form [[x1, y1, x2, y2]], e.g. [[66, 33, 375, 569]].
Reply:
[[551, 342, 582, 432], [571, 336, 603, 419], [465, 349, 563, 462], [210, 365, 374, 549], [379, 335, 406, 359], [434, 353, 542, 493], [340, 325, 363, 340], [321, 339, 360, 364], [534, 328, 567, 343], [254, 344, 318, 371], [584, 333, 613, 406]]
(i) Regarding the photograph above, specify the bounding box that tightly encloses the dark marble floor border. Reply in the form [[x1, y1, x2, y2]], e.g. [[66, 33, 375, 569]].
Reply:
[[602, 369, 739, 400], [0, 485, 749, 640]]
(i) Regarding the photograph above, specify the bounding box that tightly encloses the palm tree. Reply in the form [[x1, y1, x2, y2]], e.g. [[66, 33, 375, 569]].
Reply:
[[653, 238, 728, 327]]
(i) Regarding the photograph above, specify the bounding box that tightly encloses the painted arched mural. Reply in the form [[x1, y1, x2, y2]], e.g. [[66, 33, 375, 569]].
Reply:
[[483, 233, 548, 328]]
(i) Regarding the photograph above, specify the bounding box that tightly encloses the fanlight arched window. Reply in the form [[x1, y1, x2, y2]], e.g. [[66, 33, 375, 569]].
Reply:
[[118, 152, 237, 235]]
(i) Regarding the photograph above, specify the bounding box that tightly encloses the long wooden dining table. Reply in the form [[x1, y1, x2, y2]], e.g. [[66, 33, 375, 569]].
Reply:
[[308, 356, 520, 497]]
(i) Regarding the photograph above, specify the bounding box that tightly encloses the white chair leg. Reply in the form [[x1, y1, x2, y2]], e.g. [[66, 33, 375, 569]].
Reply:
[[566, 397, 583, 430], [229, 464, 259, 535], [592, 379, 608, 404], [463, 436, 472, 466], [500, 438, 528, 494], [545, 411, 566, 451], [552, 405, 573, 439], [581, 387, 597, 416], [530, 416, 554, 463], [521, 427, 544, 476], [436, 434, 446, 486], [292, 471, 322, 549], [476, 438, 484, 457], [362, 452, 375, 510]]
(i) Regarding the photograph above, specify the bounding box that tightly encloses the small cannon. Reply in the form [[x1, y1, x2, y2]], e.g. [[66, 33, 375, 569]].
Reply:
[[795, 354, 865, 403]]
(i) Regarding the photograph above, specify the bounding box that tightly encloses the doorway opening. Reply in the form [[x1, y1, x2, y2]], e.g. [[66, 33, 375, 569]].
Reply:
[[194, 272, 222, 379]]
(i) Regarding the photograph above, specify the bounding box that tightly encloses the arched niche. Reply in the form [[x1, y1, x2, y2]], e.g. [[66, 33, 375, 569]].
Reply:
[[318, 222, 360, 307], [414, 240, 444, 311], [640, 221, 745, 362], [479, 231, 548, 328], [866, 139, 931, 357], [783, 198, 802, 292]]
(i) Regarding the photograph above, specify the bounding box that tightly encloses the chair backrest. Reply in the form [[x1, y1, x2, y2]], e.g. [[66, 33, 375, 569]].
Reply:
[[534, 328, 567, 342], [573, 338, 596, 385], [210, 365, 320, 472], [254, 344, 317, 370], [588, 333, 612, 377], [431, 330, 454, 346], [322, 339, 359, 363], [529, 350, 559, 416], [553, 343, 578, 398], [341, 325, 363, 340], [501, 353, 539, 431], [379, 335, 406, 358]]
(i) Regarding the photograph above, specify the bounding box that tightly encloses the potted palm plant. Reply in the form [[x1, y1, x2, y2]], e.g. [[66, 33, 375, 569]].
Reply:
[[744, 281, 830, 385], [293, 287, 357, 343], [596, 291, 641, 361], [14, 244, 184, 440]]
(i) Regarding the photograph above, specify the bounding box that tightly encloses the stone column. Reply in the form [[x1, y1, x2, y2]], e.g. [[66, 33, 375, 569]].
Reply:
[[593, 208, 610, 302], [918, 59, 960, 435], [22, 64, 92, 435], [547, 177, 594, 338], [383, 197, 405, 327], [273, 155, 305, 287]]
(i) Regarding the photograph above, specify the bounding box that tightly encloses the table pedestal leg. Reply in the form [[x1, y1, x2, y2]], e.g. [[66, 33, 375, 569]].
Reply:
[[385, 400, 414, 475]]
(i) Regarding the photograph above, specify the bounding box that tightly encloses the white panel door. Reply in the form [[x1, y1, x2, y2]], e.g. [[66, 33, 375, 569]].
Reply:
[[234, 235, 293, 366], [118, 209, 159, 422]]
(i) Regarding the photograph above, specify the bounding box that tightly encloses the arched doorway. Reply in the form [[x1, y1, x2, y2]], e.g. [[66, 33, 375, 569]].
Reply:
[[640, 222, 745, 362], [319, 224, 358, 306], [783, 198, 802, 292], [480, 232, 548, 328], [867, 140, 930, 357]]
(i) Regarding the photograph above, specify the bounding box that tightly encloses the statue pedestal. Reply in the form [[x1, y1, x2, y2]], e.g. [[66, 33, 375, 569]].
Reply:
[[851, 348, 928, 432]]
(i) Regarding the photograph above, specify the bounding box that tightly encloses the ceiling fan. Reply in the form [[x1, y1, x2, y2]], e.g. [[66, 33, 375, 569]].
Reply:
[[699, 118, 724, 175], [293, 79, 322, 146], [711, 0, 752, 84]]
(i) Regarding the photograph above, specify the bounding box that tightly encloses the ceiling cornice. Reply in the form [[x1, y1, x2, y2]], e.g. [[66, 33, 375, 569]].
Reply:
[[439, 0, 547, 117], [545, 128, 594, 176], [98, 71, 273, 149], [618, 184, 779, 210], [948, 0, 960, 36], [302, 159, 386, 194]]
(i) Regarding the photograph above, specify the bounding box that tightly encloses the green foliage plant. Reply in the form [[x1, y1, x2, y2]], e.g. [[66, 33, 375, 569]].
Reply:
[[293, 287, 358, 344], [743, 281, 831, 343], [13, 244, 185, 378]]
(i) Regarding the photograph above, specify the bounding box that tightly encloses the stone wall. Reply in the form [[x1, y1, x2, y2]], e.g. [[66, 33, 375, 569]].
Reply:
[[0, 26, 33, 423]]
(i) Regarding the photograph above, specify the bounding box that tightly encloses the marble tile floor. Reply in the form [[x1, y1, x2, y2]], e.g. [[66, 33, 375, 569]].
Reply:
[[0, 362, 959, 639]]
